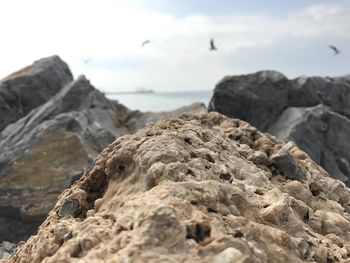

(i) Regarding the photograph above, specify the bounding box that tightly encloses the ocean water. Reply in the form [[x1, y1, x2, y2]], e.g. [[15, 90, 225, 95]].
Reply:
[[106, 90, 213, 112]]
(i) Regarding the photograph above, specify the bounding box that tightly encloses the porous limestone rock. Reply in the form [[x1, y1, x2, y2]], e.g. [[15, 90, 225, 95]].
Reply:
[[6, 112, 350, 263]]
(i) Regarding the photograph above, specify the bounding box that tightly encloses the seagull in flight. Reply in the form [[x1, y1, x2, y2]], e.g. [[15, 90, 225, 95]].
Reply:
[[141, 40, 151, 47], [210, 38, 217, 51], [329, 45, 340, 55], [83, 58, 92, 64]]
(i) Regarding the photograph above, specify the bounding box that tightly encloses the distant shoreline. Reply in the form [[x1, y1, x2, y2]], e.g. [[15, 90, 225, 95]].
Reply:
[[104, 90, 212, 95], [104, 91, 155, 95]]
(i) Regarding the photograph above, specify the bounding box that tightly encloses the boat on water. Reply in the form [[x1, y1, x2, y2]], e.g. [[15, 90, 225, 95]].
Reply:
[[135, 87, 155, 94]]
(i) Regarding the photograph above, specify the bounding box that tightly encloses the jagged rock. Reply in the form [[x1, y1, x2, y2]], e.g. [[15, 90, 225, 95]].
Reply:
[[208, 71, 350, 184], [271, 148, 306, 181], [0, 75, 130, 243], [6, 112, 350, 263], [0, 59, 206, 243], [0, 55, 73, 132], [0, 241, 16, 259], [269, 104, 350, 183]]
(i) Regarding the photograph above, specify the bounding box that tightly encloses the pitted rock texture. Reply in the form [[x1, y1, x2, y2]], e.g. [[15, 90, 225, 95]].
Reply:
[[0, 55, 73, 132], [6, 113, 350, 263], [208, 71, 350, 184]]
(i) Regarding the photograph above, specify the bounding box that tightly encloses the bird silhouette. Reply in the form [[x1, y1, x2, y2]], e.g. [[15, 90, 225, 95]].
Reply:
[[141, 40, 151, 47], [83, 58, 91, 64], [210, 38, 217, 51], [329, 45, 340, 55]]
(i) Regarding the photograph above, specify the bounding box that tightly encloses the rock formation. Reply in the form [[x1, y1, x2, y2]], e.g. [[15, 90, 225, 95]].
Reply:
[[0, 57, 206, 243], [6, 112, 350, 263], [0, 242, 16, 260], [0, 56, 73, 132], [208, 71, 350, 184]]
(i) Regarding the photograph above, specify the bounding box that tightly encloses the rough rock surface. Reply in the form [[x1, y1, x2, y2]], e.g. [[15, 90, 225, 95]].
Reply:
[[208, 71, 350, 184], [0, 75, 129, 243], [0, 56, 73, 132], [6, 112, 350, 263], [0, 242, 16, 260], [0, 57, 206, 243]]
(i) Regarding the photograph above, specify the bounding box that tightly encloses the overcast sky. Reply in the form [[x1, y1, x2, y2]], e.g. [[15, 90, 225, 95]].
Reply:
[[0, 0, 349, 92]]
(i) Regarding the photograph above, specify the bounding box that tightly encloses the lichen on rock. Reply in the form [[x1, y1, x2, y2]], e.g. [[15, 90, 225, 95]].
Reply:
[[6, 112, 350, 263]]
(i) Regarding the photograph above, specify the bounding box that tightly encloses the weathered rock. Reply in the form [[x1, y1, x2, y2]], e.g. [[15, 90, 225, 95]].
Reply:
[[0, 241, 16, 260], [271, 148, 306, 181], [269, 104, 350, 183], [6, 112, 350, 263], [208, 71, 350, 184], [0, 55, 73, 132], [0, 58, 206, 243], [0, 74, 130, 242]]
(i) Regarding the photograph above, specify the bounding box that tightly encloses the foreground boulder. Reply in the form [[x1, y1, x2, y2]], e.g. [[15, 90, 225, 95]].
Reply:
[[7, 113, 350, 262], [208, 71, 350, 184], [0, 56, 73, 132]]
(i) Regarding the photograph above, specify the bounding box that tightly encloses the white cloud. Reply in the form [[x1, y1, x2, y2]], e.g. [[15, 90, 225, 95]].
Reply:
[[0, 1, 349, 92]]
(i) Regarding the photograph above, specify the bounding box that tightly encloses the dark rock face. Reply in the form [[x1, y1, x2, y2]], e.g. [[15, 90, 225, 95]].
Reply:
[[208, 71, 350, 184], [0, 56, 73, 132], [0, 75, 132, 242]]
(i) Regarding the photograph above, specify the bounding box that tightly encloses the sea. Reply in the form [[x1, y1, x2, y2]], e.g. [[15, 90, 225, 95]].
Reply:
[[106, 90, 213, 112]]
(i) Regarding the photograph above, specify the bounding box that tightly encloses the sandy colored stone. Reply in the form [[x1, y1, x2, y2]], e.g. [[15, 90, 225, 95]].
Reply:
[[5, 112, 350, 263]]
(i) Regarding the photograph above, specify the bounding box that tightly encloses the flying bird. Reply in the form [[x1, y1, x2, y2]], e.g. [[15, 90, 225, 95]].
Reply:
[[329, 45, 340, 55], [209, 38, 217, 51], [141, 40, 151, 47], [83, 58, 92, 64]]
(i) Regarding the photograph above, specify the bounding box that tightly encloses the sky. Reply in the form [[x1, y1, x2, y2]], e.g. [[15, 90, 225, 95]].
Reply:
[[0, 0, 349, 92]]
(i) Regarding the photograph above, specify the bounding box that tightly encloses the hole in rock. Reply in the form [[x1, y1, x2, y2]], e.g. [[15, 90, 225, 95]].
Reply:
[[220, 173, 231, 181], [303, 211, 310, 222], [187, 169, 195, 176], [186, 222, 211, 243], [78, 170, 109, 218], [117, 165, 125, 173], [309, 183, 320, 197], [184, 138, 192, 145], [232, 229, 244, 238]]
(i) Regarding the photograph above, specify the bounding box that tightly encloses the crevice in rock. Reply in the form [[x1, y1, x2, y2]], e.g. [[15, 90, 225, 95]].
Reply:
[[184, 138, 192, 145], [219, 173, 231, 182], [78, 169, 109, 218], [186, 222, 211, 243], [303, 211, 310, 222], [70, 243, 82, 258], [309, 182, 320, 197]]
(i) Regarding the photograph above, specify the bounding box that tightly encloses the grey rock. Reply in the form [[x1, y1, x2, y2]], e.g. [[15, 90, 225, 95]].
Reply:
[[0, 75, 131, 242], [0, 55, 73, 132], [0, 241, 16, 259], [58, 199, 79, 217], [268, 104, 350, 183], [208, 71, 350, 184], [0, 58, 207, 243], [271, 149, 306, 181]]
